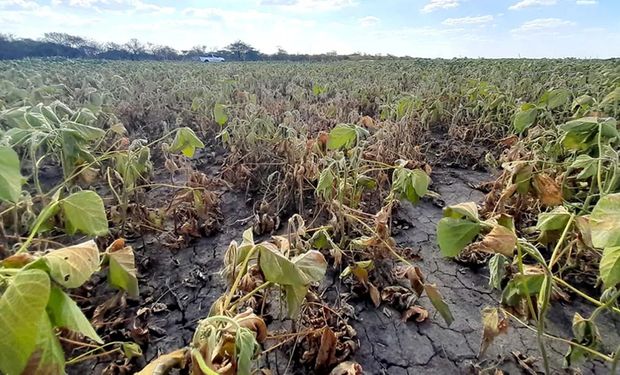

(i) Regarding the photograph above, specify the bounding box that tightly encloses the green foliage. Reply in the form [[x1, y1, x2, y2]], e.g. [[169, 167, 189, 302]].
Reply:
[[46, 286, 103, 343], [327, 124, 358, 150], [436, 202, 482, 257], [106, 245, 140, 298], [258, 244, 327, 316], [213, 103, 228, 126], [391, 165, 430, 204], [0, 146, 23, 203], [513, 106, 538, 133], [61, 191, 109, 236], [169, 127, 205, 158], [0, 269, 51, 375]]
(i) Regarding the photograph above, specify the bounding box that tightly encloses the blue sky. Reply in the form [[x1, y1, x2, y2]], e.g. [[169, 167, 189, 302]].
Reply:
[[1, 0, 618, 57]]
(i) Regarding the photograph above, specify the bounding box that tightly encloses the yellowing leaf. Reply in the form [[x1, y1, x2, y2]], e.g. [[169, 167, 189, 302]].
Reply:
[[443, 202, 479, 221], [590, 193, 620, 249], [0, 269, 51, 375], [22, 314, 65, 375], [169, 127, 205, 158], [424, 284, 454, 326], [43, 240, 100, 288], [600, 246, 620, 289], [137, 348, 188, 375], [107, 246, 139, 298], [213, 103, 228, 126], [479, 307, 508, 357]]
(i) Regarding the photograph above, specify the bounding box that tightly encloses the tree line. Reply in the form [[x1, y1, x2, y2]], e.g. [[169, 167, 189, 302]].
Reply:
[[0, 32, 404, 62]]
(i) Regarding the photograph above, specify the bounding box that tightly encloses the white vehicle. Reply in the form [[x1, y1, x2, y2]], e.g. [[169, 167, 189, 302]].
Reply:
[[199, 55, 225, 62]]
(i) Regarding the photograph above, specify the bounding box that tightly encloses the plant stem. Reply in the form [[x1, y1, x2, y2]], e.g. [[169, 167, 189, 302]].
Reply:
[[16, 201, 59, 254], [229, 281, 272, 311], [548, 213, 575, 270], [553, 276, 620, 315], [222, 245, 259, 311], [503, 309, 613, 363]]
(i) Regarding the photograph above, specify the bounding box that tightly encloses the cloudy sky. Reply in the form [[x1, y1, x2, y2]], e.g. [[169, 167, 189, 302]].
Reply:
[[1, 0, 618, 57]]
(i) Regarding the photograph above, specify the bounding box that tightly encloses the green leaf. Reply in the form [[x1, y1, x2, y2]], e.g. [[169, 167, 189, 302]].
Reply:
[[291, 250, 328, 283], [536, 206, 571, 232], [543, 88, 570, 109], [488, 254, 509, 290], [501, 273, 545, 306], [284, 284, 309, 317], [107, 246, 139, 298], [46, 285, 103, 343], [169, 127, 205, 158], [564, 313, 601, 367], [0, 269, 51, 375], [436, 217, 480, 257], [513, 107, 538, 133], [122, 342, 143, 359], [61, 191, 108, 236], [22, 314, 65, 375], [42, 240, 100, 288], [0, 146, 23, 203], [327, 124, 357, 150], [424, 284, 454, 326], [30, 190, 61, 235], [443, 202, 479, 221], [570, 155, 597, 180], [590, 193, 620, 249], [236, 327, 259, 375], [572, 94, 595, 110], [64, 121, 105, 141], [259, 243, 306, 286], [600, 246, 620, 289], [316, 168, 335, 200], [259, 244, 326, 317], [213, 103, 228, 126], [392, 167, 430, 204]]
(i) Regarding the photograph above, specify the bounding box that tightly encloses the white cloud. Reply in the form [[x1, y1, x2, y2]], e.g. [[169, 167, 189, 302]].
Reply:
[[259, 0, 357, 11], [420, 0, 459, 13], [358, 16, 379, 27], [576, 0, 597, 4], [512, 18, 574, 33], [508, 0, 556, 10], [50, 0, 174, 14], [0, 0, 39, 9], [442, 15, 493, 26]]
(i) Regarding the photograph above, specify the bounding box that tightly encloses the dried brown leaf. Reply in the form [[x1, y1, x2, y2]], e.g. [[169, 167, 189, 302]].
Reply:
[[315, 327, 337, 370], [369, 283, 381, 307], [136, 348, 188, 375], [533, 173, 562, 207], [329, 361, 363, 375], [401, 305, 428, 322], [479, 225, 516, 257]]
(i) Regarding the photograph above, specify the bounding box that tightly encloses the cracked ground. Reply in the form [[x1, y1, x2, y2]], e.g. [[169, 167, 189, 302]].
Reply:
[[76, 167, 620, 374]]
